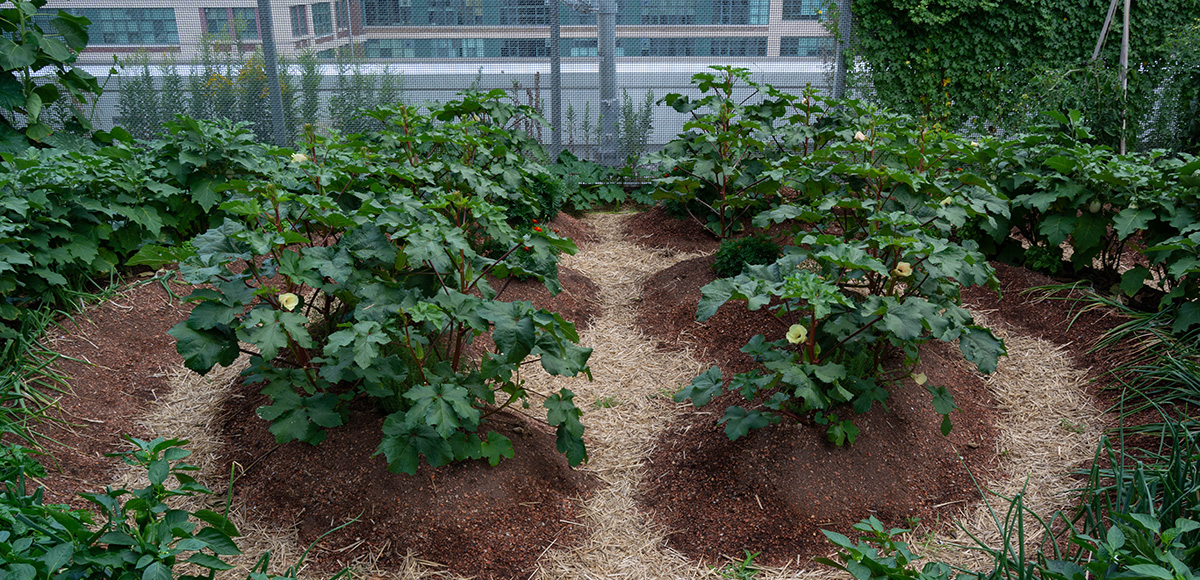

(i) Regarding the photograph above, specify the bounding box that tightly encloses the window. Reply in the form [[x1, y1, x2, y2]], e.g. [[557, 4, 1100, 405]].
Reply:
[[335, 0, 349, 28], [566, 38, 596, 57], [781, 0, 823, 20], [365, 38, 415, 57], [640, 0, 695, 25], [713, 0, 746, 24], [561, 9, 595, 25], [619, 37, 695, 57], [428, 0, 481, 25], [69, 8, 178, 44], [710, 37, 766, 56], [500, 0, 547, 25], [713, 0, 767, 25], [429, 38, 484, 57], [501, 39, 549, 58], [232, 8, 259, 39], [312, 2, 333, 35], [362, 0, 412, 25], [779, 35, 833, 56], [204, 8, 232, 37], [290, 5, 308, 35]]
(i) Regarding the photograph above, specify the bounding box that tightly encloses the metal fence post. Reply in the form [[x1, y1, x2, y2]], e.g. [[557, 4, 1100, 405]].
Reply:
[[833, 0, 852, 99], [256, 0, 289, 146], [597, 0, 618, 166], [550, 0, 562, 160]]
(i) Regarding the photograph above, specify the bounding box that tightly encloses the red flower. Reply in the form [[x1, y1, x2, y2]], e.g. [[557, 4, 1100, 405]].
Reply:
[[532, 219, 539, 224], [533, 226, 543, 232]]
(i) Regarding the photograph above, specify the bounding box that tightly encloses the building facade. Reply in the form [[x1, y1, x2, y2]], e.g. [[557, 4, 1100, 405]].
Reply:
[[43, 0, 834, 63]]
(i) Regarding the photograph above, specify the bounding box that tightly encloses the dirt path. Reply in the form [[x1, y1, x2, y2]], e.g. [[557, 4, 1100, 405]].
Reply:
[[527, 212, 714, 578], [106, 212, 1108, 580]]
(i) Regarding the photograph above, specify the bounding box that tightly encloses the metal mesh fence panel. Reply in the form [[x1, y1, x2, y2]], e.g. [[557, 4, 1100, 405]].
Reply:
[[45, 0, 861, 158]]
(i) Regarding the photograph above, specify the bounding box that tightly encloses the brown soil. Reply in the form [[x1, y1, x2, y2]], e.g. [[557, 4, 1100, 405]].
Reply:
[[962, 262, 1135, 392], [494, 266, 600, 331], [30, 276, 194, 508], [634, 254, 1000, 566], [218, 378, 595, 577], [549, 212, 599, 250], [217, 262, 602, 578], [627, 205, 721, 254]]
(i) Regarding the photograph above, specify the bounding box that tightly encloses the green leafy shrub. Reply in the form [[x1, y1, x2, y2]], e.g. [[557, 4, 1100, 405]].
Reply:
[[853, 0, 1200, 144], [712, 234, 781, 278], [0, 116, 272, 322], [676, 97, 1006, 445], [502, 171, 564, 224], [648, 66, 791, 240], [969, 111, 1200, 332], [0, 0, 100, 152], [550, 149, 655, 212], [1, 438, 243, 580], [161, 92, 592, 475]]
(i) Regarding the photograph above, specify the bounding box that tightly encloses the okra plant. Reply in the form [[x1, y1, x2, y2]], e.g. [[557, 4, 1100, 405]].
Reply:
[[677, 102, 1007, 445], [159, 93, 592, 475], [649, 66, 793, 240]]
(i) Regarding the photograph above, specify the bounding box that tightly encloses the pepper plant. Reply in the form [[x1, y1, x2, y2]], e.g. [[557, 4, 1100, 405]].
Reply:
[[676, 102, 1006, 445], [163, 94, 592, 475]]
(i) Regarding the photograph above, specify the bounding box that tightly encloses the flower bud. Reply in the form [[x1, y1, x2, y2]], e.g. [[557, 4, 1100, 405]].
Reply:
[[1088, 200, 1102, 213], [279, 292, 299, 311]]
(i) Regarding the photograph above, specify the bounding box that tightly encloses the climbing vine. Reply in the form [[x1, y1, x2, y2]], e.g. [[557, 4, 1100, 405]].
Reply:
[[853, 0, 1200, 144]]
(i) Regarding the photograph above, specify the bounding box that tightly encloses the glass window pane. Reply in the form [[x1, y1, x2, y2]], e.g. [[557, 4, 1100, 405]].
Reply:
[[72, 8, 177, 44], [290, 5, 308, 36], [232, 8, 259, 39], [204, 8, 231, 37], [782, 0, 823, 20], [335, 1, 349, 28], [312, 2, 333, 35]]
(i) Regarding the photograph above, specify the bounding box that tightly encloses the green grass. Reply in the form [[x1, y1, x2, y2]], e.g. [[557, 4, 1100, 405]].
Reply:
[[0, 307, 75, 447]]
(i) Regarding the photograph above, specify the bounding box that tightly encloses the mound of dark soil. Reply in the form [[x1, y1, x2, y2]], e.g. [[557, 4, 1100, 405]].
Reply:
[[635, 254, 1000, 566], [218, 382, 596, 578], [626, 205, 721, 254], [549, 212, 599, 250], [30, 276, 193, 508]]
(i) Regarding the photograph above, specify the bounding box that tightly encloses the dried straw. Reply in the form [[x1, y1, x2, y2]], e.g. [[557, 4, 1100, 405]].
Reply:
[[529, 212, 719, 580]]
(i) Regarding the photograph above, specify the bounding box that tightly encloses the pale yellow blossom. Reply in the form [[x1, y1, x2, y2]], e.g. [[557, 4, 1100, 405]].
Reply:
[[290, 153, 309, 164], [891, 262, 913, 278], [786, 324, 808, 345], [279, 292, 299, 311]]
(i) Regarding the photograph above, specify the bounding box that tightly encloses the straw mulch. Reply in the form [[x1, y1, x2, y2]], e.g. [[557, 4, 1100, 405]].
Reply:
[[123, 212, 1107, 580]]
